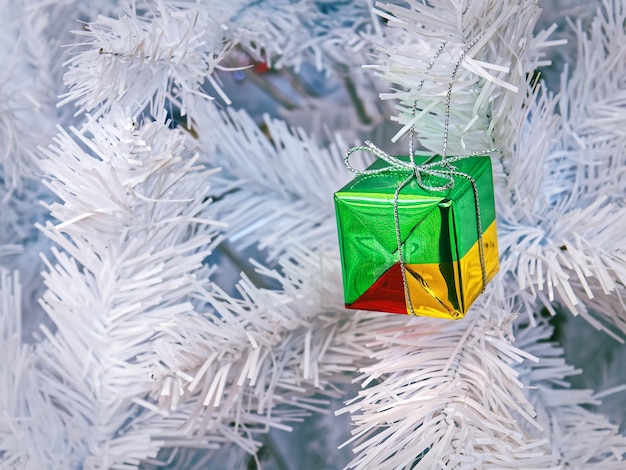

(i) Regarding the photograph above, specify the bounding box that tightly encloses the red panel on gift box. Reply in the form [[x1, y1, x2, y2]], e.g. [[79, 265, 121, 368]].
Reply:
[[347, 263, 407, 314]]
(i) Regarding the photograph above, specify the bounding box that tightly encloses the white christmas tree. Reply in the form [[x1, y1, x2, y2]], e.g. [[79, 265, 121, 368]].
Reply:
[[1, 0, 625, 469]]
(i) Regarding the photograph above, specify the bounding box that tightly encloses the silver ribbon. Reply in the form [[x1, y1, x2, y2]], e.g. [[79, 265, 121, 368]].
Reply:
[[345, 141, 497, 315]]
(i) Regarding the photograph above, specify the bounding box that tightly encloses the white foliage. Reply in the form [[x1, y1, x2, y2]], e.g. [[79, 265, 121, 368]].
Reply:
[[371, 0, 552, 153], [337, 303, 558, 469], [61, 1, 231, 119], [142, 245, 376, 456], [556, 0, 626, 184], [198, 104, 354, 260], [0, 0, 71, 192], [0, 0, 80, 325], [0, 185, 52, 343], [31, 108, 221, 467], [340, 305, 626, 469], [0, 269, 29, 467], [228, 0, 381, 73], [0, 269, 74, 469], [61, 0, 382, 121], [514, 317, 626, 467], [498, 0, 626, 330]]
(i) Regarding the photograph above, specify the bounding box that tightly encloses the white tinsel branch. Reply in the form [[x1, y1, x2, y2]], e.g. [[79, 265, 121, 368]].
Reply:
[[228, 0, 382, 73], [0, 0, 70, 192], [340, 302, 626, 469], [61, 2, 232, 119], [29, 107, 222, 467], [514, 317, 626, 467], [371, 0, 553, 153], [337, 303, 557, 469], [0, 269, 28, 467], [499, 0, 626, 331], [60, 0, 384, 123], [198, 104, 354, 260], [143, 245, 377, 456]]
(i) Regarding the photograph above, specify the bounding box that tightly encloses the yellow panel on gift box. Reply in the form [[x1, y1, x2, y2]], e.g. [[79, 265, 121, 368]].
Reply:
[[459, 219, 500, 308], [403, 262, 463, 319], [403, 221, 499, 318]]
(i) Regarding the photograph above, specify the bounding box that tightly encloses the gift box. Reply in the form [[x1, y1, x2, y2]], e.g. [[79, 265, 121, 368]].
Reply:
[[334, 153, 499, 319]]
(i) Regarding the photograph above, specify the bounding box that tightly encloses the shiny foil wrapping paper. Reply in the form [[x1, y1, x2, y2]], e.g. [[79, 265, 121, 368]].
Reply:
[[334, 154, 499, 319]]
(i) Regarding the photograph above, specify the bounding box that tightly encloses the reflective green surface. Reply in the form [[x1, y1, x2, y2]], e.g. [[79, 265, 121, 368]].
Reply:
[[334, 154, 497, 307]]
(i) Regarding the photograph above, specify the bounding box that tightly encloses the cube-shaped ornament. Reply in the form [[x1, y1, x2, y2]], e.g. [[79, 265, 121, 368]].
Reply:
[[334, 154, 499, 319]]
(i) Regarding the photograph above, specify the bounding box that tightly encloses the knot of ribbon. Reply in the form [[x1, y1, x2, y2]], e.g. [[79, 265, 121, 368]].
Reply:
[[345, 140, 488, 193], [345, 140, 498, 315]]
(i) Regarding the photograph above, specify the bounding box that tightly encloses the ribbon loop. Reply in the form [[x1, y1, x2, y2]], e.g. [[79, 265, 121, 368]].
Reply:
[[344, 141, 412, 175], [345, 141, 466, 194]]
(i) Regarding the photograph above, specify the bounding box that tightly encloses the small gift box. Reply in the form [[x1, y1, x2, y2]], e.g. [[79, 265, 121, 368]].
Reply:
[[334, 150, 499, 319]]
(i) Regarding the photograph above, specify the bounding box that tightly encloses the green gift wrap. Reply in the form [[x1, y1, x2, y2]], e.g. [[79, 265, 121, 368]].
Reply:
[[334, 153, 499, 319]]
